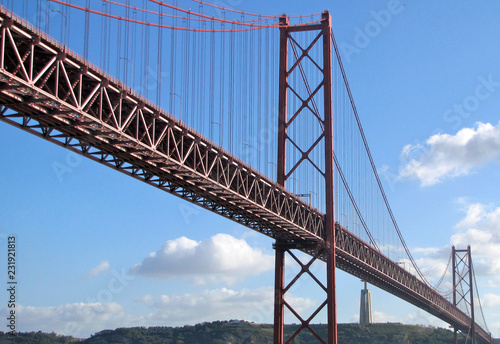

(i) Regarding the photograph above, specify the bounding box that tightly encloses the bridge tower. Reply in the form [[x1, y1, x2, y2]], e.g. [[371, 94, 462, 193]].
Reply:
[[274, 11, 336, 344], [452, 246, 477, 344]]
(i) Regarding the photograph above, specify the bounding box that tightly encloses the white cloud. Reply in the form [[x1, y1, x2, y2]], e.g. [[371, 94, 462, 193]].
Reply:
[[358, 310, 447, 329], [404, 310, 448, 328], [454, 203, 486, 230], [147, 286, 316, 326], [412, 247, 441, 255], [410, 202, 500, 288], [9, 287, 316, 338], [87, 261, 111, 278], [482, 293, 500, 309], [450, 204, 500, 263], [134, 294, 154, 304], [373, 311, 397, 323], [399, 121, 500, 186], [397, 245, 451, 284], [129, 234, 274, 284], [8, 302, 139, 338], [414, 257, 450, 280]]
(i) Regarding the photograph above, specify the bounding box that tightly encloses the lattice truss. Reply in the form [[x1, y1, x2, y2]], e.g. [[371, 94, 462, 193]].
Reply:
[[0, 7, 491, 343], [274, 244, 330, 343], [274, 13, 334, 343], [279, 25, 326, 196], [0, 9, 325, 244], [452, 246, 481, 343]]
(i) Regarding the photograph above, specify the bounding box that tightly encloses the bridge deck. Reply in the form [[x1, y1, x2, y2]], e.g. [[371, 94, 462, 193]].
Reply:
[[0, 7, 490, 343]]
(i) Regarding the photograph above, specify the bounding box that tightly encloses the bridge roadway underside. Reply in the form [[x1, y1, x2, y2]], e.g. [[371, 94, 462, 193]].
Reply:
[[0, 8, 490, 343]]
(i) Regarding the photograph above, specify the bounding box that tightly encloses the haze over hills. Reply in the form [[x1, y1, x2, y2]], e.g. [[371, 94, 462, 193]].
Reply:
[[0, 321, 459, 343]]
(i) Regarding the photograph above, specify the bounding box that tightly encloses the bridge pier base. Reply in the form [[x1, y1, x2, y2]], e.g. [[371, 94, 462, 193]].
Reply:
[[273, 245, 285, 343], [273, 242, 335, 343]]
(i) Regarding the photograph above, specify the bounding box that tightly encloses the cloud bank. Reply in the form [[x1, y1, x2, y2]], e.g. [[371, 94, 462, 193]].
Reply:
[[129, 234, 274, 284], [399, 121, 500, 186], [10, 302, 138, 338], [410, 202, 500, 297], [10, 287, 316, 338]]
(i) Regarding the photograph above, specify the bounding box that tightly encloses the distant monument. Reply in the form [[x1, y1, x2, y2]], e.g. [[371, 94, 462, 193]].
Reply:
[[360, 281, 373, 324]]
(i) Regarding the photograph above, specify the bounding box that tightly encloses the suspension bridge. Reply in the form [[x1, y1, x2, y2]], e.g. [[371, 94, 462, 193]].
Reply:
[[0, 1, 493, 343]]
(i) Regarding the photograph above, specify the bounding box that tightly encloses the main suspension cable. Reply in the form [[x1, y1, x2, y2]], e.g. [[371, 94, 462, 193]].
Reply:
[[330, 29, 431, 287]]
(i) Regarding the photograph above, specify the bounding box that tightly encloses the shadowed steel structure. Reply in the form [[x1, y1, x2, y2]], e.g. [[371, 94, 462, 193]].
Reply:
[[0, 6, 492, 344]]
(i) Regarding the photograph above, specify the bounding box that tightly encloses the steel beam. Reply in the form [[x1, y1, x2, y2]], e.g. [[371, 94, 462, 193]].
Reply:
[[321, 12, 337, 344]]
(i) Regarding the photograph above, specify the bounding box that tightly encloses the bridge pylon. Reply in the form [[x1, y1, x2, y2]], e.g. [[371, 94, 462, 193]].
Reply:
[[452, 245, 478, 344], [274, 11, 336, 344]]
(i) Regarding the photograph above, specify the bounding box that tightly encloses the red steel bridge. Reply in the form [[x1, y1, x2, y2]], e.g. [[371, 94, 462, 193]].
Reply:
[[0, 1, 492, 343]]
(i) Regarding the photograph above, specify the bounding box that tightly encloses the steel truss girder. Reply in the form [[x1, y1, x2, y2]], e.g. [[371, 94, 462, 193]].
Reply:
[[0, 7, 491, 344], [0, 8, 325, 245], [335, 227, 488, 343]]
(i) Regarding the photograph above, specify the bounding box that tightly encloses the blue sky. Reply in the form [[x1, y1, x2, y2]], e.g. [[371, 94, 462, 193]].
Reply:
[[1, 0, 500, 339]]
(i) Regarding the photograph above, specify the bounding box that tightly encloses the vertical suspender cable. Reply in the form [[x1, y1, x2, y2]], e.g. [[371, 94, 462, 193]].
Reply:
[[198, 7, 202, 131], [257, 26, 262, 172], [184, 15, 189, 124], [45, 0, 50, 33], [220, 13, 225, 147], [132, 6, 137, 90], [157, 1, 163, 107], [117, 13, 122, 78], [190, 11, 196, 127], [229, 22, 234, 152], [239, 15, 244, 155], [84, 0, 90, 60], [209, 18, 215, 142], [125, 0, 130, 84], [106, 2, 111, 72], [100, 3, 105, 70], [264, 26, 270, 177], [249, 20, 254, 165], [168, 1, 174, 114], [272, 26, 276, 179], [144, 0, 150, 99], [36, 0, 41, 29], [140, 0, 145, 94], [23, 0, 27, 22]]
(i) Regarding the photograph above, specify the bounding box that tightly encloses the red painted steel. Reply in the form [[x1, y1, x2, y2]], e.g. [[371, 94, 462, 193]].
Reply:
[[274, 11, 337, 344], [452, 246, 487, 344], [0, 6, 492, 344], [274, 14, 288, 344], [469, 246, 477, 344], [273, 246, 285, 343], [321, 12, 337, 344], [277, 14, 288, 189], [453, 247, 458, 344]]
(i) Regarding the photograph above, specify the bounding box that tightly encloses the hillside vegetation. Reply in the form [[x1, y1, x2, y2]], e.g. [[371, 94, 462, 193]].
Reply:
[[0, 321, 455, 344]]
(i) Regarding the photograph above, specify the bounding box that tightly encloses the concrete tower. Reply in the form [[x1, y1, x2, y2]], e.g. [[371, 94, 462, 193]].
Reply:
[[360, 281, 373, 325]]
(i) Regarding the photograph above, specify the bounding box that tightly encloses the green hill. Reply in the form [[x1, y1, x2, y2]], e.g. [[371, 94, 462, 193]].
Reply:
[[0, 321, 455, 343], [0, 331, 79, 343]]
